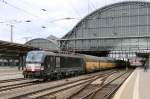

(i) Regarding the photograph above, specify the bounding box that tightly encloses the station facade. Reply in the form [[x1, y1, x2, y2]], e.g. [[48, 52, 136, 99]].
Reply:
[[60, 1, 150, 57]]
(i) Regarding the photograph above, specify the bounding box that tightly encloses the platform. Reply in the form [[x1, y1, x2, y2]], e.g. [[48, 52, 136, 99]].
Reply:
[[0, 66, 23, 80], [113, 67, 150, 99]]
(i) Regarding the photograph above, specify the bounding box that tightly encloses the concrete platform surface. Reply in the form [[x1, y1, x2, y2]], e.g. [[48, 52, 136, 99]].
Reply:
[[0, 66, 23, 80], [113, 67, 150, 99]]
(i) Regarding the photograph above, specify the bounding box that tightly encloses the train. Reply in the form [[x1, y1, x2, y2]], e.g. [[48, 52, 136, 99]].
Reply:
[[130, 57, 144, 67], [23, 50, 127, 80]]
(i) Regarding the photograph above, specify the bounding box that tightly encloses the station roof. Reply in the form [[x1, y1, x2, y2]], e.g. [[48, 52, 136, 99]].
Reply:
[[25, 38, 59, 51], [0, 40, 38, 57]]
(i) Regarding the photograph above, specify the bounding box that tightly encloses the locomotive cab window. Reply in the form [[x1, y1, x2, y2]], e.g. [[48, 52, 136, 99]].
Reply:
[[26, 51, 44, 63]]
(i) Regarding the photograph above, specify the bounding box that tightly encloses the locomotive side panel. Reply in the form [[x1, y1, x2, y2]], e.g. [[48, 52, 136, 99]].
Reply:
[[59, 56, 84, 75], [60, 56, 83, 68]]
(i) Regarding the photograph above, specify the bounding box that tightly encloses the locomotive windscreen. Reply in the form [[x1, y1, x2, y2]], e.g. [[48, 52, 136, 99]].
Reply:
[[26, 51, 44, 63]]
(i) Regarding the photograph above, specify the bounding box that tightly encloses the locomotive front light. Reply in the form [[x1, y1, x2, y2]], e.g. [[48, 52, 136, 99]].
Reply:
[[41, 66, 44, 70]]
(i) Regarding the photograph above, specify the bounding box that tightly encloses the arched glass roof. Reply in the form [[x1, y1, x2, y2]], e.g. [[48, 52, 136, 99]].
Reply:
[[60, 1, 150, 52], [25, 38, 59, 51]]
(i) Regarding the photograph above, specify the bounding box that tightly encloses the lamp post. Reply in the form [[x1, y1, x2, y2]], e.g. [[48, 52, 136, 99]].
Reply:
[[9, 24, 14, 42], [5, 20, 31, 42], [5, 24, 14, 42]]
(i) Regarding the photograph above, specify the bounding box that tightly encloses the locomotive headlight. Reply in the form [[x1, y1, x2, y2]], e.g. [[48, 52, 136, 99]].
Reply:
[[41, 66, 44, 70]]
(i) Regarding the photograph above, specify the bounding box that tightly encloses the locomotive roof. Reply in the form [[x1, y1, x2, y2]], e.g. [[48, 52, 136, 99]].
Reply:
[[29, 50, 55, 55], [29, 50, 83, 58], [28, 50, 115, 61]]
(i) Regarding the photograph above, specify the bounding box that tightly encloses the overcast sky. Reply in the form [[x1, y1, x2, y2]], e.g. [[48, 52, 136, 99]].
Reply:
[[0, 0, 147, 44]]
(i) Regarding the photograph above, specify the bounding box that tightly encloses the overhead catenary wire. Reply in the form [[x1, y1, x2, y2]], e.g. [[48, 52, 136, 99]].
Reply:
[[89, 0, 96, 10], [49, 17, 80, 23], [88, 0, 89, 14], [17, 0, 48, 17], [87, 0, 96, 14], [50, 17, 80, 31], [67, 0, 81, 18], [0, 0, 53, 32], [0, 0, 39, 18], [88, 2, 95, 12]]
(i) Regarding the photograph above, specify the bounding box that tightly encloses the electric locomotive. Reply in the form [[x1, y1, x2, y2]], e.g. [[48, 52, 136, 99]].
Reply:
[[23, 51, 84, 80], [23, 50, 117, 80]]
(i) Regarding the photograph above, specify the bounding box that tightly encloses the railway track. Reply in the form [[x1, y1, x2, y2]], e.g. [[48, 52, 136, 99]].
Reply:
[[0, 70, 117, 99], [23, 70, 118, 99], [39, 69, 133, 99], [0, 80, 39, 92], [0, 78, 25, 83], [24, 71, 116, 99], [70, 70, 133, 99], [41, 70, 121, 99]]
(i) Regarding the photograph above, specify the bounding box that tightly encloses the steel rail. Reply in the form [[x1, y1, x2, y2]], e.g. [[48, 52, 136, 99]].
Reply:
[[0, 78, 24, 83], [81, 70, 132, 99], [104, 71, 133, 99], [0, 81, 39, 92], [8, 70, 117, 99], [29, 71, 117, 99], [68, 71, 116, 99]]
